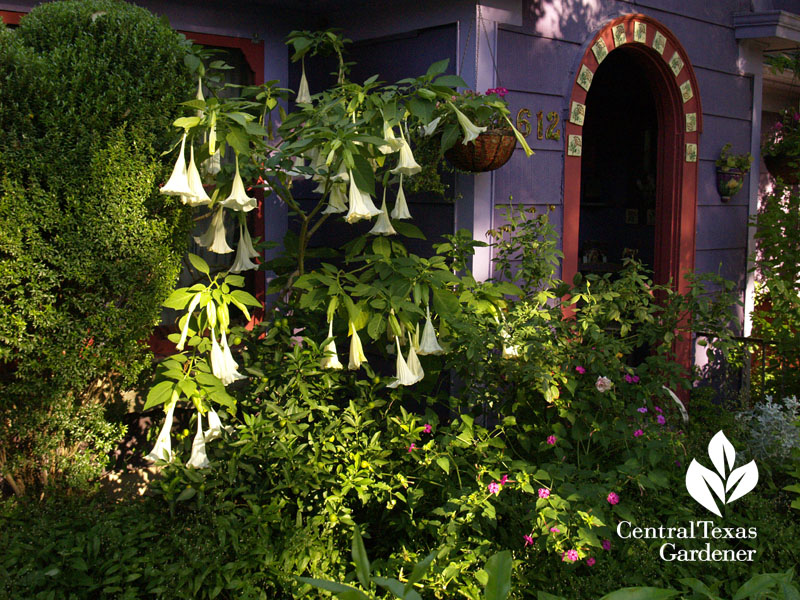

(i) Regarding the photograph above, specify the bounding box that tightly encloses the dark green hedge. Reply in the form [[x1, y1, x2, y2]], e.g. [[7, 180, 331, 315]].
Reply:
[[0, 0, 193, 495]]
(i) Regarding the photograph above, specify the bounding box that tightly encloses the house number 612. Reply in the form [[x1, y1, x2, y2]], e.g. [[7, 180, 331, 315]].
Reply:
[[516, 109, 561, 141]]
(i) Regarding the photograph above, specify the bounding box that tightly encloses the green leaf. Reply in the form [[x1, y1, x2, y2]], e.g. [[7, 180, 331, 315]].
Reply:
[[404, 551, 436, 593], [176, 486, 196, 502], [351, 153, 375, 196], [537, 593, 568, 600], [188, 253, 210, 275], [224, 274, 245, 288], [733, 575, 780, 600], [372, 236, 391, 258], [435, 457, 450, 474], [375, 577, 421, 600], [173, 116, 201, 130], [230, 290, 262, 307], [297, 578, 369, 600], [432, 288, 460, 316], [351, 526, 371, 589], [484, 551, 512, 600], [144, 381, 174, 411], [393, 221, 426, 240], [599, 588, 681, 600], [407, 98, 433, 123], [426, 58, 450, 77], [163, 288, 194, 310], [440, 123, 461, 154], [433, 75, 467, 88], [226, 128, 250, 156]]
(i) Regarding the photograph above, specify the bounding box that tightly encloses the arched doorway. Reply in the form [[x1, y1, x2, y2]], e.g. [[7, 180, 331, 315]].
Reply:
[[562, 15, 702, 294]]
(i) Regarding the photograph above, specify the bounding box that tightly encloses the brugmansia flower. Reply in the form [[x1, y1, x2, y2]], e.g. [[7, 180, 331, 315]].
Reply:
[[418, 305, 444, 355], [387, 337, 419, 388], [348, 323, 367, 370], [320, 319, 343, 369], [186, 413, 210, 469], [220, 329, 246, 385], [345, 171, 381, 224], [421, 116, 442, 137], [230, 223, 259, 273], [322, 183, 348, 214], [405, 332, 424, 383], [176, 292, 203, 351], [222, 154, 257, 212], [378, 121, 403, 154], [204, 408, 222, 442], [145, 397, 177, 462], [390, 131, 422, 176], [195, 206, 233, 254], [448, 102, 487, 144], [184, 144, 212, 206], [369, 192, 397, 236], [161, 133, 194, 197], [238, 218, 261, 260], [390, 175, 412, 220], [204, 145, 222, 176], [296, 59, 311, 104]]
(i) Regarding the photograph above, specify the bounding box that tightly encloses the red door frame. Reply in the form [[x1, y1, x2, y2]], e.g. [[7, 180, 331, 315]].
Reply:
[[563, 14, 702, 375], [0, 9, 23, 24]]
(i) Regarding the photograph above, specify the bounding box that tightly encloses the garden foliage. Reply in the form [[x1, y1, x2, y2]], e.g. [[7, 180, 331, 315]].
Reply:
[[0, 0, 193, 495]]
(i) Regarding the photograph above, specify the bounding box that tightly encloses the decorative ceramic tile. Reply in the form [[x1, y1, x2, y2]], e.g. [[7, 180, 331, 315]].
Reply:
[[652, 31, 667, 55], [612, 24, 627, 48], [685, 143, 697, 163], [634, 21, 647, 44], [592, 38, 608, 64], [570, 101, 586, 126], [568, 134, 583, 157], [685, 112, 697, 133], [680, 80, 693, 103], [577, 64, 594, 91], [669, 52, 684, 77]]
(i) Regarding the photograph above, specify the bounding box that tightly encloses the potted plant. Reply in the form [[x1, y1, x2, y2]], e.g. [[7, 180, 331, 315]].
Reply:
[[715, 143, 752, 202], [762, 107, 800, 184]]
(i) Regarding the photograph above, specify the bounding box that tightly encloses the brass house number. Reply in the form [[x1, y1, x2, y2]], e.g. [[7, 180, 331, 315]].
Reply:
[[516, 108, 561, 141]]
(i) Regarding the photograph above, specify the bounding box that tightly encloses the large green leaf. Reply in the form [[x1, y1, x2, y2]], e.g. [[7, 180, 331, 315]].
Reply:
[[296, 578, 369, 600], [351, 153, 375, 196], [599, 587, 681, 600], [484, 551, 512, 600], [144, 381, 175, 411], [351, 527, 371, 589], [188, 253, 210, 276], [404, 551, 436, 593]]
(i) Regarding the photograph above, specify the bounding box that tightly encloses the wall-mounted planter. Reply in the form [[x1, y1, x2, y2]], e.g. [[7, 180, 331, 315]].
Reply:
[[763, 154, 800, 185], [444, 129, 516, 172], [716, 168, 745, 203]]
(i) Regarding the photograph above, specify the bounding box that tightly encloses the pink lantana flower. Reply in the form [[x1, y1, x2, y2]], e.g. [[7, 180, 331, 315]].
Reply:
[[602, 539, 612, 551], [546, 435, 557, 445], [550, 526, 560, 533], [524, 534, 534, 546], [423, 423, 433, 433], [654, 406, 663, 413], [538, 488, 550, 499], [575, 365, 586, 374], [607, 492, 619, 505], [488, 482, 500, 495], [586, 557, 596, 566], [407, 443, 417, 452], [634, 429, 644, 438], [563, 549, 579, 562]]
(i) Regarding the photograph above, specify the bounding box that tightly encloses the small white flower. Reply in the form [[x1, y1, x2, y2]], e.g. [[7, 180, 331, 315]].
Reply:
[[322, 182, 348, 214], [230, 223, 259, 273], [390, 136, 422, 176], [348, 323, 368, 370], [186, 412, 210, 469], [345, 171, 382, 224], [320, 319, 343, 370], [450, 103, 487, 144], [221, 154, 257, 212], [387, 337, 419, 388], [595, 376, 613, 393], [220, 329, 246, 385], [204, 408, 223, 442], [406, 332, 424, 383], [418, 305, 444, 355], [146, 398, 177, 462], [421, 116, 442, 137], [390, 174, 412, 220], [195, 206, 233, 254], [184, 144, 212, 206], [176, 292, 202, 351], [296, 60, 312, 104], [161, 133, 195, 198], [238, 219, 261, 259], [369, 192, 397, 236]]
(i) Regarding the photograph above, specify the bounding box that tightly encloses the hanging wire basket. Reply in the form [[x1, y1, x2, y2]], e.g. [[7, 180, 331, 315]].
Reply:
[[444, 129, 516, 173]]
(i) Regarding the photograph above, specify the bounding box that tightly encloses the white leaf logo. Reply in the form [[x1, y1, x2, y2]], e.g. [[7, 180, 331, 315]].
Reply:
[[685, 431, 758, 517]]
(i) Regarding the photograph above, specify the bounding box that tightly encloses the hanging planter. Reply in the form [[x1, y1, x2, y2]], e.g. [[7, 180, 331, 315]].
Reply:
[[763, 154, 800, 185], [714, 143, 752, 202], [444, 129, 517, 173]]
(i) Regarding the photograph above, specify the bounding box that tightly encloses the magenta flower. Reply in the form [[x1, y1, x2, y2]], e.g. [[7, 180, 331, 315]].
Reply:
[[637, 407, 648, 413], [546, 435, 557, 445], [602, 539, 611, 551], [654, 406, 663, 413], [634, 429, 644, 437], [657, 415, 666, 425], [423, 423, 433, 434], [407, 443, 417, 452], [499, 474, 509, 485], [550, 526, 560, 533], [524, 534, 534, 546], [563, 549, 579, 562], [675, 460, 682, 467], [625, 374, 635, 384], [607, 492, 619, 505], [488, 482, 500, 495], [586, 557, 596, 566], [538, 488, 550, 499], [575, 365, 586, 374]]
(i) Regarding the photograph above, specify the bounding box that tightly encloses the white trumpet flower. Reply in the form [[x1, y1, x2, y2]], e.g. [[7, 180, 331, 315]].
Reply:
[[161, 133, 194, 198], [186, 413, 210, 469], [418, 305, 445, 355], [348, 323, 368, 370], [195, 206, 233, 254], [387, 337, 419, 388], [203, 145, 222, 176], [390, 137, 422, 176], [220, 329, 246, 385], [176, 292, 202, 351], [390, 174, 412, 220], [221, 154, 257, 212], [330, 162, 349, 183], [230, 223, 259, 273], [320, 319, 343, 369], [239, 219, 261, 259], [421, 116, 442, 137], [378, 121, 403, 154], [296, 60, 312, 104], [184, 144, 212, 206], [322, 183, 348, 214], [449, 103, 487, 144], [369, 192, 397, 236], [204, 408, 223, 442], [406, 332, 424, 383], [146, 398, 177, 462], [345, 172, 382, 224]]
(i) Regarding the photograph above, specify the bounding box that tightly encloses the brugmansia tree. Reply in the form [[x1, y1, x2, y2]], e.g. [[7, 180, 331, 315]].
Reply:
[[145, 30, 535, 463], [0, 0, 193, 495]]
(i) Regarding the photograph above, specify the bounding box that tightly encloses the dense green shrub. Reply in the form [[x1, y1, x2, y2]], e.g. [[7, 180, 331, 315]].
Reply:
[[0, 0, 193, 495]]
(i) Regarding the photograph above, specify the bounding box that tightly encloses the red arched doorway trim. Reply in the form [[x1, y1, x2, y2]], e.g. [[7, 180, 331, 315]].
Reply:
[[0, 10, 23, 25], [563, 14, 702, 295]]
